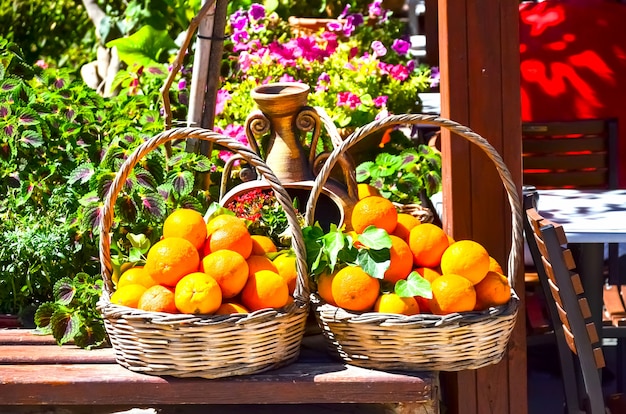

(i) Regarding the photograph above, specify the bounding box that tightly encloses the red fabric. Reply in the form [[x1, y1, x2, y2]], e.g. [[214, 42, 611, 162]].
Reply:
[[519, 1, 626, 187]]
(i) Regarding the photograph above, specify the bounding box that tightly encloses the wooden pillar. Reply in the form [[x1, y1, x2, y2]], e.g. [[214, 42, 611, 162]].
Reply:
[[437, 0, 526, 413]]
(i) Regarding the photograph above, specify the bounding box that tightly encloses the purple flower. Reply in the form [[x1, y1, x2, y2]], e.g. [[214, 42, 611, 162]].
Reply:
[[230, 11, 248, 31], [369, 0, 383, 17], [326, 20, 343, 32], [232, 30, 250, 51], [338, 4, 351, 19], [430, 66, 440, 88], [337, 92, 361, 109], [373, 95, 388, 107], [371, 40, 387, 57], [391, 39, 410, 55], [178, 79, 187, 91], [407, 59, 416, 72], [316, 72, 330, 92], [248, 3, 265, 20]]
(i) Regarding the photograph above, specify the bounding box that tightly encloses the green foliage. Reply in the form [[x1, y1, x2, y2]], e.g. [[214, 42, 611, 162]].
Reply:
[[0, 211, 99, 319], [355, 146, 442, 202], [106, 26, 178, 67], [0, 36, 216, 347], [395, 271, 432, 298], [34, 273, 107, 349], [303, 223, 391, 280], [0, 0, 95, 68]]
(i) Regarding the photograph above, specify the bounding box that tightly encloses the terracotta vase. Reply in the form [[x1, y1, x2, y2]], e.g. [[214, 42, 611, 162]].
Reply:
[[222, 82, 359, 230]]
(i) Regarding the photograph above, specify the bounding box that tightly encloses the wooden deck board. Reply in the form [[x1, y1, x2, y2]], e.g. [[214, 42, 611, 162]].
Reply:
[[0, 329, 439, 410]]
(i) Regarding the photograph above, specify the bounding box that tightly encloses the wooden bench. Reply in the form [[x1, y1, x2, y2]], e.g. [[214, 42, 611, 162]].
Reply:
[[0, 329, 440, 414]]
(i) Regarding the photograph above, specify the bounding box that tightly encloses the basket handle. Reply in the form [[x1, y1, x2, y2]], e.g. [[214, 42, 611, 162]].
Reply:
[[99, 127, 309, 303], [304, 114, 523, 285]]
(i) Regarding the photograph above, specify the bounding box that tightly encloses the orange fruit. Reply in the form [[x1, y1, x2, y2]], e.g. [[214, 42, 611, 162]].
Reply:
[[357, 183, 381, 199], [392, 213, 421, 243], [162, 208, 207, 250], [331, 266, 380, 312], [440, 239, 490, 285], [215, 302, 249, 315], [246, 255, 278, 276], [137, 284, 178, 313], [384, 235, 414, 284], [205, 223, 253, 259], [374, 292, 420, 315], [316, 271, 337, 306], [201, 250, 249, 299], [273, 253, 298, 294], [350, 195, 398, 234], [250, 235, 277, 255], [488, 256, 504, 274], [429, 274, 476, 315], [241, 270, 289, 311], [144, 237, 200, 287], [474, 271, 511, 310], [110, 284, 147, 308], [414, 267, 442, 283], [408, 223, 449, 268], [174, 272, 222, 314], [413, 267, 440, 313], [117, 266, 157, 289], [206, 214, 246, 235]]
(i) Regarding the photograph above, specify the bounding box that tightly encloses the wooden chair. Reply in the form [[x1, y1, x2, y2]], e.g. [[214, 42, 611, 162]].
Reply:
[[524, 197, 626, 413], [522, 119, 618, 190], [522, 119, 624, 340]]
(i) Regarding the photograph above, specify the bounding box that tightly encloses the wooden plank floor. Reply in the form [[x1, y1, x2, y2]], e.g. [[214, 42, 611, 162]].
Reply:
[[0, 329, 439, 413]]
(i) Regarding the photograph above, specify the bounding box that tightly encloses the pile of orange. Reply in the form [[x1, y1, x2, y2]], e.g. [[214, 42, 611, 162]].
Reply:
[[318, 194, 512, 315], [110, 208, 298, 315]]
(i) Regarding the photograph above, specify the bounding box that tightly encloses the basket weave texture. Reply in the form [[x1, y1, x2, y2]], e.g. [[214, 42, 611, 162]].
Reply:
[[98, 127, 310, 379], [305, 114, 522, 372]]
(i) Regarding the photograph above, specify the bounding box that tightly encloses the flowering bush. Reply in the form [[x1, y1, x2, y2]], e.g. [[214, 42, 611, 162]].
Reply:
[[215, 1, 436, 147], [225, 188, 304, 248]]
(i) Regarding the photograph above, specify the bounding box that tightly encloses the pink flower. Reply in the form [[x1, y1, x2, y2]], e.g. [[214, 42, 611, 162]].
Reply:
[[389, 63, 410, 81], [35, 60, 48, 69], [216, 124, 249, 163], [373, 95, 388, 107], [371, 40, 387, 57], [215, 89, 231, 115], [337, 92, 361, 109], [279, 74, 296, 82]]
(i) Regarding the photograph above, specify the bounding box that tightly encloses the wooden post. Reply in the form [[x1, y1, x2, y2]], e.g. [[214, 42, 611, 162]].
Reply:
[[437, 0, 526, 413]]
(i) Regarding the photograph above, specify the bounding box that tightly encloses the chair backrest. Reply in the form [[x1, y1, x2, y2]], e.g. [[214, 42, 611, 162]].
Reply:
[[522, 119, 619, 189], [524, 194, 607, 414]]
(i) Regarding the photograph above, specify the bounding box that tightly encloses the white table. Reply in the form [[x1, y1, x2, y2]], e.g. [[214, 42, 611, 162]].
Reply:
[[536, 189, 626, 333]]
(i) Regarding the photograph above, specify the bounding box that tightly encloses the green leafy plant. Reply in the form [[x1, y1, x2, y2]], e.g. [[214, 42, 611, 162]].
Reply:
[[303, 223, 431, 299], [34, 273, 107, 349], [356, 145, 442, 203], [225, 188, 304, 248]]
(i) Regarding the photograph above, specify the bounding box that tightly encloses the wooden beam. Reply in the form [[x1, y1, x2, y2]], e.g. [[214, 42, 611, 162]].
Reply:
[[438, 0, 526, 413]]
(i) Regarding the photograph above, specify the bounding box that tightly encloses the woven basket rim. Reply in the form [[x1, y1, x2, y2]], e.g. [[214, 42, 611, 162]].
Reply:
[[311, 291, 519, 326], [97, 127, 311, 305]]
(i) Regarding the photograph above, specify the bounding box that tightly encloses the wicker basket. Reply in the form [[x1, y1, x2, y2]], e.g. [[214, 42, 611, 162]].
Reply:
[[98, 127, 310, 379], [304, 114, 522, 372]]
